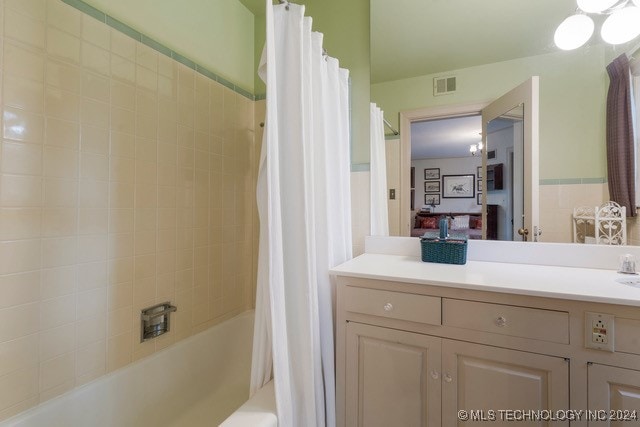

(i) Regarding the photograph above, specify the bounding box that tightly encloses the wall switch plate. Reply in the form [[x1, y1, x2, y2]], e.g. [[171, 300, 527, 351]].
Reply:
[[585, 312, 615, 352], [389, 189, 396, 200]]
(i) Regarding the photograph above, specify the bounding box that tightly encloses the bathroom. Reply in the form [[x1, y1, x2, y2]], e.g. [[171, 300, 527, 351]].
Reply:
[[0, 0, 640, 425]]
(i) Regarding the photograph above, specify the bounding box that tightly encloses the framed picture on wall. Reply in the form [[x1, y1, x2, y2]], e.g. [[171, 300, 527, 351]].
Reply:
[[424, 181, 440, 193], [425, 194, 440, 205], [477, 180, 483, 192], [411, 189, 415, 210], [477, 193, 482, 205], [424, 168, 440, 180], [411, 167, 415, 189], [442, 174, 475, 198], [477, 166, 482, 179]]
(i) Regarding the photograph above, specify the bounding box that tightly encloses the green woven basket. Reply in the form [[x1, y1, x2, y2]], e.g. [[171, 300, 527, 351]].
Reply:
[[420, 233, 468, 265]]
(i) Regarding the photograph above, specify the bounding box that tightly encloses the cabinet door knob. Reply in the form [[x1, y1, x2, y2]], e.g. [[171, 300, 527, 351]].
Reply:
[[444, 373, 453, 383], [430, 370, 439, 380], [383, 303, 393, 312], [496, 316, 507, 327]]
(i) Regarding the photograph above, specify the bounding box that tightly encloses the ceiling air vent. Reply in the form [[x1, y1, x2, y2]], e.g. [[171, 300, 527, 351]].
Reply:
[[433, 76, 457, 96]]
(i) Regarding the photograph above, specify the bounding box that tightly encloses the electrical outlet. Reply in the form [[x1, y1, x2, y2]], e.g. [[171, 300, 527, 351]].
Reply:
[[585, 312, 615, 352]]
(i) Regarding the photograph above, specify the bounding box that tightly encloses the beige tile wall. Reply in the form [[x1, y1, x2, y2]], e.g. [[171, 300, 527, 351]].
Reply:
[[539, 183, 609, 243], [0, 0, 256, 420], [351, 170, 371, 256]]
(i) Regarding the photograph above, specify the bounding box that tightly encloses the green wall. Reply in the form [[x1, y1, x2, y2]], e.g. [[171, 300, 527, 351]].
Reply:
[[253, 0, 371, 165], [371, 46, 608, 180], [83, 0, 255, 93]]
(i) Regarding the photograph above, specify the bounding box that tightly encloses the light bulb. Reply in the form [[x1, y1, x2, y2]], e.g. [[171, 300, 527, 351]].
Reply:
[[470, 145, 477, 155], [601, 6, 640, 45], [477, 141, 484, 151], [554, 14, 595, 50], [577, 0, 618, 13]]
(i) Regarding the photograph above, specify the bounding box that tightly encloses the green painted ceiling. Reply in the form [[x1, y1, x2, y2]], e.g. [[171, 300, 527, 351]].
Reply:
[[239, 0, 265, 15], [244, 0, 584, 85], [371, 0, 579, 83]]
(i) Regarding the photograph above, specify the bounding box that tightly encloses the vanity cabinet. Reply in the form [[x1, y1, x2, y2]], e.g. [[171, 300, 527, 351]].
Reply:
[[345, 322, 568, 427], [588, 364, 640, 423], [345, 323, 441, 427], [335, 275, 640, 427]]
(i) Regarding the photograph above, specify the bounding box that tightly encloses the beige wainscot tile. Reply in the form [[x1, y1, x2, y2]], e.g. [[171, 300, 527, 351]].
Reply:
[[40, 266, 76, 300], [79, 180, 108, 209], [75, 340, 105, 386], [39, 351, 75, 396], [39, 322, 75, 361], [0, 365, 39, 414], [45, 86, 80, 122], [78, 208, 108, 235], [107, 330, 132, 372], [43, 146, 78, 179], [81, 71, 109, 102], [4, 41, 44, 82], [80, 124, 108, 155], [0, 302, 40, 343], [46, 27, 80, 64], [107, 305, 132, 337], [0, 239, 41, 275], [108, 256, 133, 286], [0, 271, 40, 309], [81, 14, 109, 49], [42, 236, 77, 268], [75, 312, 105, 349], [0, 208, 42, 240], [0, 334, 38, 377], [3, 107, 45, 144], [46, 60, 81, 94], [4, 8, 45, 50], [44, 178, 77, 207], [77, 260, 107, 291], [46, 117, 79, 149], [3, 74, 45, 114], [46, 0, 81, 36], [82, 43, 109, 77], [42, 208, 77, 238]]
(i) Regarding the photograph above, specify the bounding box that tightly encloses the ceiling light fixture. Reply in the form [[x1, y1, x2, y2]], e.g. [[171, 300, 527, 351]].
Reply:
[[554, 0, 640, 50], [469, 141, 483, 156]]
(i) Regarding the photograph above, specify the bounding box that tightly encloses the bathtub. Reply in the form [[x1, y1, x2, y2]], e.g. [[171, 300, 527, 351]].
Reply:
[[1, 311, 255, 427]]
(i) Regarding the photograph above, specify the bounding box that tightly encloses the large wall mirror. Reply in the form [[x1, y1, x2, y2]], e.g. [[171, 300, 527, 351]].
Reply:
[[370, 0, 638, 244]]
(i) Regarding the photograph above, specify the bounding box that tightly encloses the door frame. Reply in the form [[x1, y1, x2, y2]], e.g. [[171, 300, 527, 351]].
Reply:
[[398, 102, 489, 236]]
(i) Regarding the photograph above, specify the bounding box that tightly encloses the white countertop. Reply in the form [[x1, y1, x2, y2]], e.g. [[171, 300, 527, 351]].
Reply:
[[330, 253, 640, 307]]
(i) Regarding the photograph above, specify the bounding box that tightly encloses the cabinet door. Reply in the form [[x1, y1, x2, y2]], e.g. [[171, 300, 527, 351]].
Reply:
[[442, 340, 569, 426], [345, 322, 441, 427], [588, 364, 640, 426]]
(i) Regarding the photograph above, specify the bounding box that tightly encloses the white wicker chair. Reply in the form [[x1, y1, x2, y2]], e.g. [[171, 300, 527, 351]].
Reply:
[[595, 201, 626, 245], [572, 201, 627, 245]]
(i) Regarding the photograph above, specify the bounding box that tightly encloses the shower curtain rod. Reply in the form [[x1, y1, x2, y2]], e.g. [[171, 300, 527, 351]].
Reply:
[[383, 118, 399, 136]]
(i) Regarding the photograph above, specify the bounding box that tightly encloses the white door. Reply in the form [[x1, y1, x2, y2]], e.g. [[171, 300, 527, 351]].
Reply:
[[481, 77, 539, 242]]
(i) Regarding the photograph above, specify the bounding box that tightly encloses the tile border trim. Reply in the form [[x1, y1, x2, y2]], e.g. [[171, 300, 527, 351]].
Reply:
[[60, 0, 255, 100]]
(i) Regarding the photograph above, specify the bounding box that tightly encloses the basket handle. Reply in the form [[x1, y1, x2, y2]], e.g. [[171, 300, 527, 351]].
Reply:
[[439, 218, 449, 240]]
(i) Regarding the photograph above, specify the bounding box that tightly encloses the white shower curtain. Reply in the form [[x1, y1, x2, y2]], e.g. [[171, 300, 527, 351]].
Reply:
[[370, 103, 389, 236], [250, 2, 353, 427]]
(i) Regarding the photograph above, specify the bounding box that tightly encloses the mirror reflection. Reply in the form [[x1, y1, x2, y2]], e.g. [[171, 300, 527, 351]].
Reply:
[[372, 0, 639, 245], [485, 104, 524, 241], [410, 115, 484, 240]]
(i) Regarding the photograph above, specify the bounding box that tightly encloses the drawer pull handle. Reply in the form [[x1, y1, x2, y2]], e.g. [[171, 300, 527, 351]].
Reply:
[[383, 303, 393, 312], [496, 316, 507, 327], [430, 370, 439, 380], [444, 373, 453, 383]]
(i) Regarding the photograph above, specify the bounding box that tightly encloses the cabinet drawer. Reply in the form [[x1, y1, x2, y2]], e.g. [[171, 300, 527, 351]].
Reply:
[[442, 299, 569, 344], [343, 286, 441, 325]]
